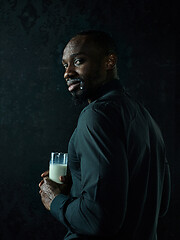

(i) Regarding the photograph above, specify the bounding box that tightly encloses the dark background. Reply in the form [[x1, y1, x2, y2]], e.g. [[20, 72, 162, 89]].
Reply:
[[0, 0, 178, 239]]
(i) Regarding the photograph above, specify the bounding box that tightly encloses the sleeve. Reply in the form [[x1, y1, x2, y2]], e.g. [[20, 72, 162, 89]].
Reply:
[[51, 105, 129, 237]]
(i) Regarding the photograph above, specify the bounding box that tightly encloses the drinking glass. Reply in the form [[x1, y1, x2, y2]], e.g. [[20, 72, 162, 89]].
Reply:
[[49, 152, 68, 184]]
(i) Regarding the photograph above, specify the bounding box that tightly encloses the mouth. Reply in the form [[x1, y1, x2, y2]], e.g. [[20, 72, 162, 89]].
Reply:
[[67, 78, 82, 92]]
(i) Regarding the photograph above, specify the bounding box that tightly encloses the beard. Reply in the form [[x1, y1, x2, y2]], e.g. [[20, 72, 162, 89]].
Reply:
[[67, 78, 88, 105], [71, 88, 89, 105], [69, 71, 102, 105]]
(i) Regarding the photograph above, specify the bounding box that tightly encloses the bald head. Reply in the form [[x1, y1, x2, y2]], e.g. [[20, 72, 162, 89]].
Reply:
[[64, 30, 118, 59], [74, 30, 118, 56], [63, 34, 108, 67]]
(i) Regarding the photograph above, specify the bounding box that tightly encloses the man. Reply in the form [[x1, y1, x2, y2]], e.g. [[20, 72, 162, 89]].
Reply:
[[39, 31, 171, 240]]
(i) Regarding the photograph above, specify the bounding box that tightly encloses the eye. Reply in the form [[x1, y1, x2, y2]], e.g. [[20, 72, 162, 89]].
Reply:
[[63, 63, 68, 69], [74, 58, 84, 66]]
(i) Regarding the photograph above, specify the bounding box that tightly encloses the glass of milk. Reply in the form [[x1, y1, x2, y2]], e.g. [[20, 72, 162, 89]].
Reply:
[[49, 152, 68, 184]]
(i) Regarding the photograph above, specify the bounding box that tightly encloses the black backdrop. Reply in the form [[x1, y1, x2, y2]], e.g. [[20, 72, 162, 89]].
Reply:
[[0, 0, 178, 239]]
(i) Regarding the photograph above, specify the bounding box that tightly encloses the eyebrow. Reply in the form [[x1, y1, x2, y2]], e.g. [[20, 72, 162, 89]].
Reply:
[[62, 52, 87, 63]]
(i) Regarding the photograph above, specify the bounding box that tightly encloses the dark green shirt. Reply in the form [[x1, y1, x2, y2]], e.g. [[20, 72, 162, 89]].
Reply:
[[51, 79, 171, 240]]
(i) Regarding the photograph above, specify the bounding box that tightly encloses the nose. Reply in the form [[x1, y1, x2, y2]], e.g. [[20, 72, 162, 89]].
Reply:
[[64, 64, 76, 80]]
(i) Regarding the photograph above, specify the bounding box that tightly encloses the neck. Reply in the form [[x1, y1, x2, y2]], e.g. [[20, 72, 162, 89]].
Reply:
[[88, 73, 119, 103]]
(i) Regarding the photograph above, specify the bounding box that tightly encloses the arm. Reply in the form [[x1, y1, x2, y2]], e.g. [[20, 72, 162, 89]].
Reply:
[[51, 105, 129, 237]]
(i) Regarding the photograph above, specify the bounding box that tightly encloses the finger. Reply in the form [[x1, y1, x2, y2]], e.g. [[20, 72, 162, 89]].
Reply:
[[43, 177, 54, 186], [43, 177, 49, 183], [41, 170, 49, 177], [59, 176, 66, 183], [39, 180, 44, 187]]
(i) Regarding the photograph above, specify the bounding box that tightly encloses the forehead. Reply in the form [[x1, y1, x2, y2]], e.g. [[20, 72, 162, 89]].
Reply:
[[62, 35, 101, 60]]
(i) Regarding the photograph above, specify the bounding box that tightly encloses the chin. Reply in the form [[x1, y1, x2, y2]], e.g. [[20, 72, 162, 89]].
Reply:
[[71, 89, 88, 105]]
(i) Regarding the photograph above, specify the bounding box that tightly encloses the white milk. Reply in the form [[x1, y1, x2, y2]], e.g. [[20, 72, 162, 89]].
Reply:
[[49, 163, 67, 184]]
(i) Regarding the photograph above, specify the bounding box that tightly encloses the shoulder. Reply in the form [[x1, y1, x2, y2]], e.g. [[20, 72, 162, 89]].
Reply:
[[77, 91, 135, 129], [77, 103, 109, 129]]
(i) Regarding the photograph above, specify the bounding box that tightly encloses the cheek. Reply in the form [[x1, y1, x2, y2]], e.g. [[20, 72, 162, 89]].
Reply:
[[78, 62, 105, 88], [77, 65, 92, 81]]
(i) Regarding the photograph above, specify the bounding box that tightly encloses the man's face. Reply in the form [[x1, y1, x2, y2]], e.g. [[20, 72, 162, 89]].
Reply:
[[62, 35, 108, 103]]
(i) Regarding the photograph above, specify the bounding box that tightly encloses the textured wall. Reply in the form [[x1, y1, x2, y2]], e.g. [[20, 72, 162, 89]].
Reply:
[[0, 0, 178, 239]]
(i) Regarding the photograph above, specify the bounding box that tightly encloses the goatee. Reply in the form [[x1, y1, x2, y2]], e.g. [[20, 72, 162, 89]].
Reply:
[[71, 90, 88, 106]]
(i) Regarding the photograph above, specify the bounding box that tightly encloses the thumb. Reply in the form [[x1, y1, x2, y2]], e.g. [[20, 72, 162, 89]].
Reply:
[[59, 176, 66, 183]]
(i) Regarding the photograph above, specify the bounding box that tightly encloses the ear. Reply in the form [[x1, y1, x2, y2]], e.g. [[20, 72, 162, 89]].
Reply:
[[105, 54, 117, 70]]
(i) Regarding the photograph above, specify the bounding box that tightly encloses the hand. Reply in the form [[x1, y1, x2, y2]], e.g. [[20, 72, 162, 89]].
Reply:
[[39, 169, 72, 194], [39, 170, 72, 210], [39, 170, 49, 188], [39, 177, 61, 211]]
